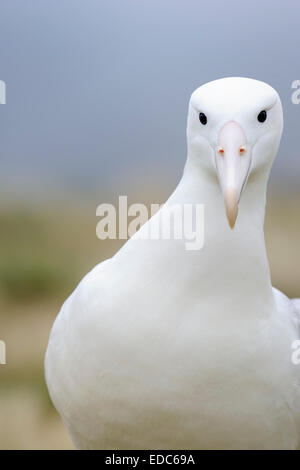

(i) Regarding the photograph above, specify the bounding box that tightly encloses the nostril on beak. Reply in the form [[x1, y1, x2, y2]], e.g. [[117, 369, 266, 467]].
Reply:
[[239, 146, 246, 155]]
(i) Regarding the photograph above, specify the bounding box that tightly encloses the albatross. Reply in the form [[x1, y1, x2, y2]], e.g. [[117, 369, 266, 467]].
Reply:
[[45, 77, 300, 450]]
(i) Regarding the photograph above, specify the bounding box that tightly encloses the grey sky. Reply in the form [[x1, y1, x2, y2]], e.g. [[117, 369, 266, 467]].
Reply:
[[0, 0, 299, 201]]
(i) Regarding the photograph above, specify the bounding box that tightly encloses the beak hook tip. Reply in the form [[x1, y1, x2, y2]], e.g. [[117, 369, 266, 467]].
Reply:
[[224, 189, 239, 229], [227, 212, 238, 229]]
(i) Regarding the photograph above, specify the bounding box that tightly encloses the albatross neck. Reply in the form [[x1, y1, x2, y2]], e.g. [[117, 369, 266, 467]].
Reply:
[[169, 158, 275, 311], [179, 158, 269, 230]]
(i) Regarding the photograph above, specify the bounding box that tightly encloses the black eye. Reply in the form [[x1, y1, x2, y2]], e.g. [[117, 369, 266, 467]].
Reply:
[[199, 112, 207, 125], [257, 110, 267, 123]]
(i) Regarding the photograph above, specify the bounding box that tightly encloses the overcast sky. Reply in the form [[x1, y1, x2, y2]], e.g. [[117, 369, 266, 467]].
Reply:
[[0, 0, 299, 201]]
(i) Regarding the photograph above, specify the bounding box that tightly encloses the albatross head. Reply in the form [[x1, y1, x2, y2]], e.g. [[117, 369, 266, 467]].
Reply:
[[187, 77, 283, 228]]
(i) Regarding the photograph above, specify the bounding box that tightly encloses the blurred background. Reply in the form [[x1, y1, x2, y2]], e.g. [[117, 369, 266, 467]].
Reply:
[[0, 0, 299, 449]]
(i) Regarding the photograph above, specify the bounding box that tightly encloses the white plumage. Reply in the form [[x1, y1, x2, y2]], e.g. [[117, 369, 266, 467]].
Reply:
[[45, 77, 300, 449]]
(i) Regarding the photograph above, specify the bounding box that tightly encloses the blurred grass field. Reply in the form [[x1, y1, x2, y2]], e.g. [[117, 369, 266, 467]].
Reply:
[[0, 201, 124, 449], [0, 192, 299, 449]]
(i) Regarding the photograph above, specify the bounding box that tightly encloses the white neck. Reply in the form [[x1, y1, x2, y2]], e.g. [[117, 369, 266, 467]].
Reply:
[[166, 156, 275, 318]]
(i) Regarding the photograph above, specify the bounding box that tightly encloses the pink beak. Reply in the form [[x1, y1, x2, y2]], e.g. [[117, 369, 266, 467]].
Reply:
[[215, 121, 252, 229]]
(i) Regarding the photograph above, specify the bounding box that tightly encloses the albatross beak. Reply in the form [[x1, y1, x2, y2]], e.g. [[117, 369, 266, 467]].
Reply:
[[215, 121, 252, 229]]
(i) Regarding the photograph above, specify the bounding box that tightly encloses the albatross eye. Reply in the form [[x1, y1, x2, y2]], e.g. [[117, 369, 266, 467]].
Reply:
[[257, 110, 267, 123], [199, 112, 207, 125]]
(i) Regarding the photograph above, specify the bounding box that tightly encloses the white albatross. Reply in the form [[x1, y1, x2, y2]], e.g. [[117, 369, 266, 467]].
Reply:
[[45, 77, 300, 450]]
